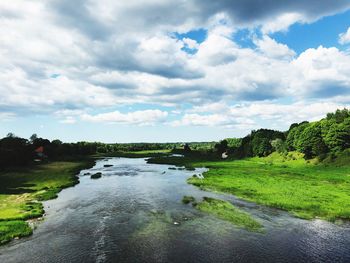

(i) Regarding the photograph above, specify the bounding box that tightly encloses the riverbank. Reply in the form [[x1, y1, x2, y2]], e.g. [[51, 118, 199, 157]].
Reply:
[[148, 151, 350, 222], [0, 159, 95, 245]]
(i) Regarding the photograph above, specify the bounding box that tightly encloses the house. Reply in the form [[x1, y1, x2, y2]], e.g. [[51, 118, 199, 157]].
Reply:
[[34, 146, 47, 162]]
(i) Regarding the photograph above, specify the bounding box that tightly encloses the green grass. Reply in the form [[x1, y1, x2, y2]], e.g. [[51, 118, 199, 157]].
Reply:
[[196, 197, 262, 232], [0, 221, 33, 245], [0, 159, 94, 244], [149, 151, 350, 222]]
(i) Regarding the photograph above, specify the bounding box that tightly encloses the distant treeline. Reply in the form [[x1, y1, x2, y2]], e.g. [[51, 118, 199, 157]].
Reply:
[[1, 109, 349, 168], [213, 108, 350, 159], [0, 131, 215, 168]]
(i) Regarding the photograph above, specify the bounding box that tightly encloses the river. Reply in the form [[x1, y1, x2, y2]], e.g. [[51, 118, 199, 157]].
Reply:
[[0, 157, 349, 263]]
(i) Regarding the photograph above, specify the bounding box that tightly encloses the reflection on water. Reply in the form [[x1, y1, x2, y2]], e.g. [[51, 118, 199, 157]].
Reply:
[[0, 158, 349, 263]]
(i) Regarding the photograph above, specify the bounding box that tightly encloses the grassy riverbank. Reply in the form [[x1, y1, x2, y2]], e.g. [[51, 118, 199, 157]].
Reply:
[[0, 159, 94, 244], [149, 151, 350, 222]]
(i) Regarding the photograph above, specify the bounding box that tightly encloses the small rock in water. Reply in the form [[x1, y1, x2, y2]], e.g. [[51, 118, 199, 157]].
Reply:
[[91, 172, 102, 179]]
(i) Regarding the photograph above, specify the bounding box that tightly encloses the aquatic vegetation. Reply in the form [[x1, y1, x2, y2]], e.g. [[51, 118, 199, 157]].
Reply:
[[196, 197, 262, 232], [182, 196, 196, 204]]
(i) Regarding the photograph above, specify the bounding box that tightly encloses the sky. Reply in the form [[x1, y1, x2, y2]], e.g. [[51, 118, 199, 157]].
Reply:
[[1, 1, 350, 143]]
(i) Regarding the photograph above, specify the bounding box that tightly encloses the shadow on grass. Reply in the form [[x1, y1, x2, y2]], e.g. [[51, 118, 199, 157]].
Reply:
[[0, 170, 36, 194]]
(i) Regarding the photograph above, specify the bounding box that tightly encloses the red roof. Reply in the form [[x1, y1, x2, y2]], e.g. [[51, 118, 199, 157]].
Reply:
[[35, 146, 44, 153]]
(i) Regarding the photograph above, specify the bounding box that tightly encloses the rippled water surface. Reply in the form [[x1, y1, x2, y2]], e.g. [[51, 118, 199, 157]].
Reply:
[[1, 158, 349, 263]]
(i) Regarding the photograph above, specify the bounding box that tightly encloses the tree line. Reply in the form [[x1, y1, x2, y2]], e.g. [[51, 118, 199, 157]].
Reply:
[[211, 108, 350, 159], [1, 109, 349, 168]]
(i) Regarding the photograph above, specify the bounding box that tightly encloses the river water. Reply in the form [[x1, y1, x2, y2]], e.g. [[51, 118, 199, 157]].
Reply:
[[0, 157, 349, 263]]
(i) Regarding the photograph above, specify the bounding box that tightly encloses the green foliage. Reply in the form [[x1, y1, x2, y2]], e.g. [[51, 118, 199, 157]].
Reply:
[[225, 138, 242, 148], [214, 139, 228, 154], [196, 197, 262, 232], [35, 188, 60, 201], [286, 109, 350, 158], [235, 129, 285, 158], [270, 138, 286, 153]]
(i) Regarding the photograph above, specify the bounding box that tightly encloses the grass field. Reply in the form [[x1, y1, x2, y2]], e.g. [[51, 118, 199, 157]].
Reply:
[[0, 160, 94, 244], [149, 151, 350, 222]]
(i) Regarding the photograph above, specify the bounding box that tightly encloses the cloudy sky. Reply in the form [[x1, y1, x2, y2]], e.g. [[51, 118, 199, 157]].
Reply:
[[1, 1, 350, 142]]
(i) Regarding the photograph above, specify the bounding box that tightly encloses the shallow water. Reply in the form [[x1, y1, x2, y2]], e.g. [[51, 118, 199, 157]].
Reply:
[[0, 157, 349, 263]]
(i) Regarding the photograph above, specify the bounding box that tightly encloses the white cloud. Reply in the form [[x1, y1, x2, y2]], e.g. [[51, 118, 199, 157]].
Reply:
[[81, 109, 168, 126], [291, 46, 350, 98], [0, 0, 349, 131], [254, 35, 296, 60], [183, 38, 199, 49], [171, 101, 349, 131], [339, 27, 350, 44], [262, 13, 303, 34]]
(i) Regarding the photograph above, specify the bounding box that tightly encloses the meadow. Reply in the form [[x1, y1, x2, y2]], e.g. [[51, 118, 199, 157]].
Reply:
[[0, 160, 94, 244], [149, 151, 350, 222]]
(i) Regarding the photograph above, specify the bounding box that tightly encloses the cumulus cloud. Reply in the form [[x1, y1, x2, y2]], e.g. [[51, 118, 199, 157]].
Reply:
[[191, 0, 350, 25], [0, 0, 350, 131], [183, 38, 199, 50], [254, 35, 296, 59], [171, 113, 256, 130], [171, 101, 349, 131], [81, 110, 168, 126], [291, 46, 350, 98], [339, 27, 350, 45], [261, 13, 303, 34]]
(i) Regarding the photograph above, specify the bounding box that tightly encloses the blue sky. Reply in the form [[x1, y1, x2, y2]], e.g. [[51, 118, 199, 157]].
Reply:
[[1, 1, 350, 142]]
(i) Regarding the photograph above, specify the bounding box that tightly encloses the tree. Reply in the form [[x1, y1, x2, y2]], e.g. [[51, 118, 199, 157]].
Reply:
[[30, 134, 38, 143], [6, 132, 15, 138], [271, 138, 286, 153], [214, 140, 228, 154], [184, 143, 191, 153], [323, 118, 350, 152], [297, 123, 328, 159]]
